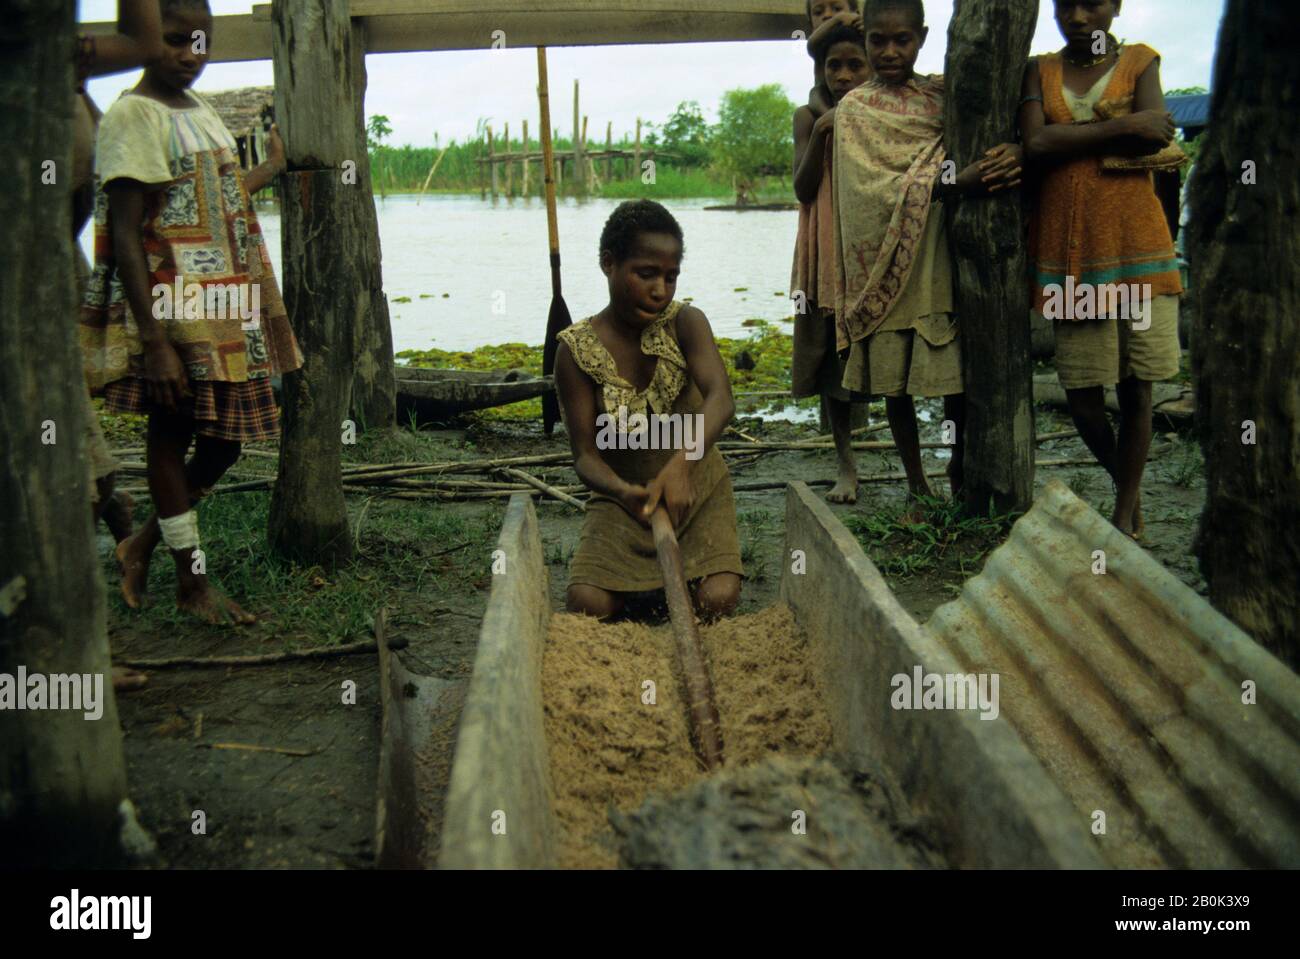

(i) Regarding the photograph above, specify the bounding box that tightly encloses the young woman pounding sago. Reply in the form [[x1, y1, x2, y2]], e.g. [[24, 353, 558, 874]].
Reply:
[[554, 201, 744, 623]]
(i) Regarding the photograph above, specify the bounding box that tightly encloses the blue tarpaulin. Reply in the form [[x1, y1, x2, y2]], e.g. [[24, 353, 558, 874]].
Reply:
[[1167, 94, 1211, 130]]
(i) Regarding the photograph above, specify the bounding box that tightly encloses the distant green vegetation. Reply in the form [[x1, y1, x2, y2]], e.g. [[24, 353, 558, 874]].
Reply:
[[395, 317, 810, 421], [364, 86, 799, 204]]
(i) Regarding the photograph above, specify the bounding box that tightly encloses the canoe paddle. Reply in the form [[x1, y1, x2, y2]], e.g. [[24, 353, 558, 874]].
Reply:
[[649, 506, 725, 770], [537, 47, 571, 436]]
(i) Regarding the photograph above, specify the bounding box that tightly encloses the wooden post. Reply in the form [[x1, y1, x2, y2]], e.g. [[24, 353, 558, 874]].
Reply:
[[635, 117, 642, 181], [1189, 0, 1300, 667], [606, 120, 613, 182], [573, 79, 581, 193], [479, 131, 486, 199], [348, 19, 395, 430], [522, 119, 530, 196], [0, 0, 129, 867], [488, 125, 498, 199], [943, 0, 1038, 514], [268, 0, 361, 566], [581, 115, 591, 191], [504, 121, 513, 196]]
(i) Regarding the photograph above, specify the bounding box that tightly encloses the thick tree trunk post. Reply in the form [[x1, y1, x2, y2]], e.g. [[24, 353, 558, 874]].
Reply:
[[943, 0, 1038, 514], [268, 0, 360, 566], [348, 19, 395, 430], [0, 0, 129, 867], [1188, 0, 1300, 668]]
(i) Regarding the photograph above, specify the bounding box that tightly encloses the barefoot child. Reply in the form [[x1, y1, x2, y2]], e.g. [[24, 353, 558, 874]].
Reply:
[[1020, 0, 1182, 538], [792, 20, 873, 503], [80, 0, 302, 624], [833, 0, 1021, 518], [556, 201, 743, 622], [804, 0, 863, 118]]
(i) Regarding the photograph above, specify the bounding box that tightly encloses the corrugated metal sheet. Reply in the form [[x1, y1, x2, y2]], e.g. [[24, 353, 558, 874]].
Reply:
[[924, 480, 1300, 868]]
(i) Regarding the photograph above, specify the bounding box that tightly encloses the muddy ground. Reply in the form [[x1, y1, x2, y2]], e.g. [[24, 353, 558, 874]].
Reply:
[[101, 398, 1207, 868]]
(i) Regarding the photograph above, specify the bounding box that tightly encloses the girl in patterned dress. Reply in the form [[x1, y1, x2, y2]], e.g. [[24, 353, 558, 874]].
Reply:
[[555, 201, 743, 622], [80, 0, 302, 623]]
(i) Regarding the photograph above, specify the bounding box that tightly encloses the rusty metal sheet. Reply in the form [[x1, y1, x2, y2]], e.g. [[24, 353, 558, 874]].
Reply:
[[925, 479, 1300, 868]]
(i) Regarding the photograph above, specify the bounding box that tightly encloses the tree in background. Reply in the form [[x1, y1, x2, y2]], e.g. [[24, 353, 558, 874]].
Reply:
[[661, 100, 711, 168], [712, 84, 795, 205], [366, 113, 392, 149]]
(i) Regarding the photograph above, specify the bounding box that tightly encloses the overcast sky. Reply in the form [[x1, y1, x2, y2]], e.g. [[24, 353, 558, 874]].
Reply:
[[81, 1, 1224, 148]]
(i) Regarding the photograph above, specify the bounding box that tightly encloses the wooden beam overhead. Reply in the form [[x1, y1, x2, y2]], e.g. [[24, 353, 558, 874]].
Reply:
[[81, 1, 805, 64]]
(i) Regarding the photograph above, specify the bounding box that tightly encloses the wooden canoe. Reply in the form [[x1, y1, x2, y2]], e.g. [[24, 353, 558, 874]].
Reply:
[[395, 368, 555, 422]]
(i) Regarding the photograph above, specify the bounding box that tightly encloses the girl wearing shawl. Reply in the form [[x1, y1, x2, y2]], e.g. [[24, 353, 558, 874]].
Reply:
[[833, 0, 1021, 516], [555, 201, 743, 623], [80, 1, 302, 624]]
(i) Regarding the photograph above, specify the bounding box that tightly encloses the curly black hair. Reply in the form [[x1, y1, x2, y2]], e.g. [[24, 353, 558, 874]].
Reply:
[[599, 200, 685, 263], [811, 20, 867, 64], [864, 0, 925, 31]]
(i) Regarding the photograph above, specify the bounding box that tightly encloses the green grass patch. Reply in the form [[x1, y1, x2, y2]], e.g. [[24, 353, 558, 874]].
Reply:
[[109, 489, 501, 646], [844, 496, 1018, 589]]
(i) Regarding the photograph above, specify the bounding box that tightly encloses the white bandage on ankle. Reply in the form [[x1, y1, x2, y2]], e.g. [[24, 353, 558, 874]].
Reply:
[[158, 510, 201, 552]]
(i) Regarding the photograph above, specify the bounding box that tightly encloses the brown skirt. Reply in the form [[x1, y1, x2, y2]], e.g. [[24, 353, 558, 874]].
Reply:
[[568, 453, 744, 593], [104, 376, 281, 442]]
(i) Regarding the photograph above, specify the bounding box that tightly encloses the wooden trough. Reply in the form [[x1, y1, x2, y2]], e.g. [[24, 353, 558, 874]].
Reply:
[[422, 481, 1299, 868], [430, 484, 1100, 869]]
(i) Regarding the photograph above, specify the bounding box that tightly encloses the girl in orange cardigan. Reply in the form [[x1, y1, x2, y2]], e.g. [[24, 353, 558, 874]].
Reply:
[[1021, 1, 1182, 539]]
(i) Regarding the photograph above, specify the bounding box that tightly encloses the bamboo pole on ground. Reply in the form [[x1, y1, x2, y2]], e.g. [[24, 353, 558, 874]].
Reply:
[[650, 508, 725, 770]]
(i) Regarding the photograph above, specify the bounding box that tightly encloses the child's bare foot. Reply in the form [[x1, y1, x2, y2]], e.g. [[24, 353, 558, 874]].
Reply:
[[177, 581, 257, 625], [102, 490, 136, 544], [114, 534, 153, 610], [826, 469, 859, 504], [900, 486, 934, 526], [112, 666, 148, 692], [1109, 505, 1137, 539]]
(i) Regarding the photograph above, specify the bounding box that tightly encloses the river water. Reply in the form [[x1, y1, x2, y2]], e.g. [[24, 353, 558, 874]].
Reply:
[[258, 194, 801, 352]]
